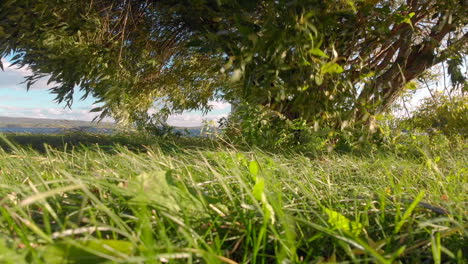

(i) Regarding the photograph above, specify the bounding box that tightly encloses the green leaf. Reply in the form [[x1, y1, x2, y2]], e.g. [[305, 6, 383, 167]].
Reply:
[[251, 176, 275, 224], [394, 191, 425, 233], [249, 160, 259, 178], [252, 177, 265, 201], [11, 53, 21, 61], [324, 208, 362, 236], [321, 62, 344, 74], [128, 171, 181, 212], [236, 153, 248, 166], [230, 69, 242, 82], [401, 12, 415, 25], [404, 81, 417, 91], [147, 59, 157, 67], [315, 75, 323, 85], [310, 48, 329, 58], [90, 107, 103, 113], [247, 33, 258, 44], [344, 0, 357, 13]]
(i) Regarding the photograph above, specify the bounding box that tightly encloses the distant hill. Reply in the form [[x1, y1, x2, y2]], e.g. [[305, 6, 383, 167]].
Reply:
[[0, 116, 114, 128], [0, 116, 218, 137]]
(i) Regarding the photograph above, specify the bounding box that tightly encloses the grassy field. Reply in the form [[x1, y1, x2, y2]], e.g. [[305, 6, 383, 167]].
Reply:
[[0, 133, 466, 263]]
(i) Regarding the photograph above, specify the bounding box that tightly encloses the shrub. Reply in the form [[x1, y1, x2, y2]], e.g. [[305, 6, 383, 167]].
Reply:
[[221, 104, 378, 154], [403, 94, 467, 138]]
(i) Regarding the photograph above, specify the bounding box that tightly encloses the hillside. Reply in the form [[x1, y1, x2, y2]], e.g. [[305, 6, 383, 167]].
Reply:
[[0, 115, 208, 136], [0, 115, 114, 128]]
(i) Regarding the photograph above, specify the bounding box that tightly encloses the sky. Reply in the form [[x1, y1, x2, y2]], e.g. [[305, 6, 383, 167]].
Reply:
[[0, 56, 230, 127]]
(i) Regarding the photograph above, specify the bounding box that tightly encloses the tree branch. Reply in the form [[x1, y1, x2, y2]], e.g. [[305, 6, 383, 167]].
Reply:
[[435, 32, 468, 64]]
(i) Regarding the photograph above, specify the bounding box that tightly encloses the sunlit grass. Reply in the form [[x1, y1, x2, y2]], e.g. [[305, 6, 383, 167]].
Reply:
[[0, 134, 466, 263]]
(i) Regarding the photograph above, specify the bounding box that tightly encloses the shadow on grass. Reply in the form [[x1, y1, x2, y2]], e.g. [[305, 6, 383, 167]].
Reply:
[[0, 132, 222, 154]]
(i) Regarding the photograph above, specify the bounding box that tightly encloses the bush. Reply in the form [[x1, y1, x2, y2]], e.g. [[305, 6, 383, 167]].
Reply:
[[221, 104, 306, 150], [377, 111, 466, 159], [221, 104, 378, 154], [403, 94, 467, 138]]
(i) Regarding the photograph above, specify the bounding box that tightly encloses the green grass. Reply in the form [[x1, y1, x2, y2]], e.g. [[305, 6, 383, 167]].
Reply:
[[0, 134, 466, 263], [0, 132, 219, 153]]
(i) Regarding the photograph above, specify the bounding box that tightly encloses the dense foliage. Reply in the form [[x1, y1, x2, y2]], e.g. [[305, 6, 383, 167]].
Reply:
[[1, 0, 466, 129], [402, 94, 467, 137]]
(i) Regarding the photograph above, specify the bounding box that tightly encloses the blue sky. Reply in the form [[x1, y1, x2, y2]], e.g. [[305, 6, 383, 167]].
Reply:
[[0, 57, 230, 126]]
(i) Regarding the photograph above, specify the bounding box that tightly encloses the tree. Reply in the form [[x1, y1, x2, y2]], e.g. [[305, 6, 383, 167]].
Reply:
[[1, 0, 466, 130]]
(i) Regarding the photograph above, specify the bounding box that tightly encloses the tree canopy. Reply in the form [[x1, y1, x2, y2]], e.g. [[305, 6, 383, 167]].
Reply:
[[1, 0, 467, 128]]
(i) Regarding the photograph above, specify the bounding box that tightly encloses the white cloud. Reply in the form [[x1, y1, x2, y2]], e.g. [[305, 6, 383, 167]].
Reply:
[[1, 58, 29, 76], [209, 101, 230, 110], [147, 101, 230, 127], [167, 113, 228, 127], [0, 95, 31, 101], [0, 58, 56, 91], [0, 104, 112, 122]]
